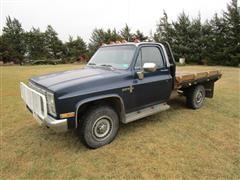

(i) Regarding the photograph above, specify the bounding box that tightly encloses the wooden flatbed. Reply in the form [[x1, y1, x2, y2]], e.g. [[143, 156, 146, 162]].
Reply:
[[175, 69, 222, 89]]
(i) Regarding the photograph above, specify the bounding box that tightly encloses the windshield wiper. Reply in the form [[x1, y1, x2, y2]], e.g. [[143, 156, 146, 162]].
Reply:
[[88, 63, 96, 66], [100, 64, 113, 68]]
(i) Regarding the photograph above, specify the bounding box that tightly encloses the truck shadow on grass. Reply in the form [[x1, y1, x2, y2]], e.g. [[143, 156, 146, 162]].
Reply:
[[167, 96, 187, 109]]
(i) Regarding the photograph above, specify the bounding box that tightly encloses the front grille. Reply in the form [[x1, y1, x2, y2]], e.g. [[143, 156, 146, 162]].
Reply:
[[20, 82, 47, 120]]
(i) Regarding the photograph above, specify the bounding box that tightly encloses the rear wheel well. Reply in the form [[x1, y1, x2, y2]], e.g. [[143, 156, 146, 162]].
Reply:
[[181, 81, 215, 98], [76, 97, 124, 127]]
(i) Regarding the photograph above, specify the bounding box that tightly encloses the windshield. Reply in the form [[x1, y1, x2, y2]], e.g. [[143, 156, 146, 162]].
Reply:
[[88, 45, 136, 69]]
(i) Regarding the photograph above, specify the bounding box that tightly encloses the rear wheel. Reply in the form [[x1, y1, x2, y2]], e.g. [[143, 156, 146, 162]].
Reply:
[[79, 105, 119, 149], [186, 85, 205, 109]]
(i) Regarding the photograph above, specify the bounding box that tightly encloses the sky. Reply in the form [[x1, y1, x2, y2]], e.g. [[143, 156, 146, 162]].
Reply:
[[1, 0, 233, 43]]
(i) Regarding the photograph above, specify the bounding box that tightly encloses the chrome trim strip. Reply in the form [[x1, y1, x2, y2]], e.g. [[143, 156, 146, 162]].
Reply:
[[124, 103, 170, 123]]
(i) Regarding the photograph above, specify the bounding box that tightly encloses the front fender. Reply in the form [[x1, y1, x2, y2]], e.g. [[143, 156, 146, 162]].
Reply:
[[74, 94, 125, 128]]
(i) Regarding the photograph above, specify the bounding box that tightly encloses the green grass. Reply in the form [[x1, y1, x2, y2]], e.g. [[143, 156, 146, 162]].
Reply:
[[1, 64, 239, 179]]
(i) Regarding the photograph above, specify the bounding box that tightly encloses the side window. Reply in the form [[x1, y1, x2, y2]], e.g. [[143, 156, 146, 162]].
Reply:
[[135, 46, 164, 69]]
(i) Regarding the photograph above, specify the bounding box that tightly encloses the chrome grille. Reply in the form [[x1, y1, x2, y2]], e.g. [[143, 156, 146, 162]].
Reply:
[[20, 82, 47, 120]]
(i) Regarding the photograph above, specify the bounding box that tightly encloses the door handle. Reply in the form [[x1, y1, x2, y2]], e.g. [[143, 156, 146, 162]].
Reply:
[[160, 69, 168, 72]]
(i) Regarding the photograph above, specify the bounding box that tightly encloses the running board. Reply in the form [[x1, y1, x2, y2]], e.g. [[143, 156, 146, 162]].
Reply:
[[123, 103, 170, 124]]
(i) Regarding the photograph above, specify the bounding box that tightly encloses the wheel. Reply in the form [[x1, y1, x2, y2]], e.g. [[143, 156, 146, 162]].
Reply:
[[186, 85, 206, 109], [79, 105, 119, 149]]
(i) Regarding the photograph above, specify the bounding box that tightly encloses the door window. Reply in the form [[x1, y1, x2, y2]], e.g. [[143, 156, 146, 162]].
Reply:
[[135, 46, 164, 69]]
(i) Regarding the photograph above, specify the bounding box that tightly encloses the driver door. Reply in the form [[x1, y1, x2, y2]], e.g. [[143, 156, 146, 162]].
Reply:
[[131, 45, 172, 111]]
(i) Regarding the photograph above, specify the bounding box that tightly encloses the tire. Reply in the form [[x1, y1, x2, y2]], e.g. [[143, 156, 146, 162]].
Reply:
[[79, 105, 119, 149], [186, 85, 206, 109]]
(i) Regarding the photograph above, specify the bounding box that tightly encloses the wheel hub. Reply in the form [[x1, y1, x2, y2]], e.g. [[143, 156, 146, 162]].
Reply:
[[93, 117, 112, 140], [196, 91, 203, 104], [97, 122, 108, 134]]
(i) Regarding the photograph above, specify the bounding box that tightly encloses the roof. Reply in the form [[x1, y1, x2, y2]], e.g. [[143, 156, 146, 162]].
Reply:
[[101, 42, 162, 47]]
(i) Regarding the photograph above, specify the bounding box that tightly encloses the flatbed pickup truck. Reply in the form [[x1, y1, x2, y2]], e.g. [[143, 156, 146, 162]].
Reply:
[[20, 42, 222, 148]]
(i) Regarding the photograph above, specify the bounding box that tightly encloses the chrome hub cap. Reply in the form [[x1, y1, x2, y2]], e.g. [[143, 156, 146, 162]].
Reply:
[[196, 91, 203, 104], [92, 116, 112, 140]]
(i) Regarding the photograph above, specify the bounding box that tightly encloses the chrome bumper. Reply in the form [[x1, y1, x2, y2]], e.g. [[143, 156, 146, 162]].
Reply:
[[20, 82, 68, 133], [37, 115, 68, 133]]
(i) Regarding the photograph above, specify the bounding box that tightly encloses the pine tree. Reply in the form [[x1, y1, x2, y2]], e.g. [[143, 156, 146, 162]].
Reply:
[[224, 0, 240, 66], [134, 30, 148, 41], [120, 24, 132, 41], [88, 28, 121, 57], [44, 25, 64, 59], [208, 14, 229, 65], [1, 16, 26, 63], [0, 35, 14, 63], [188, 15, 203, 64], [65, 36, 87, 61], [25, 27, 48, 60], [200, 20, 213, 64], [154, 11, 174, 44], [172, 12, 192, 62]]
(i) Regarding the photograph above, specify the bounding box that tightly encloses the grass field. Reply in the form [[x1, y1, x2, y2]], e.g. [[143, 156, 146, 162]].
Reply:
[[1, 64, 239, 179]]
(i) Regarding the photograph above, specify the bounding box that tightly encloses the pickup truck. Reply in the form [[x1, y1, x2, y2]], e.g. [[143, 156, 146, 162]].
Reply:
[[20, 42, 222, 148]]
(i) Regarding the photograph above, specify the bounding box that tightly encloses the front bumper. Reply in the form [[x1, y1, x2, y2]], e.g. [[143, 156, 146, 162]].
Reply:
[[36, 114, 68, 133], [20, 82, 68, 133]]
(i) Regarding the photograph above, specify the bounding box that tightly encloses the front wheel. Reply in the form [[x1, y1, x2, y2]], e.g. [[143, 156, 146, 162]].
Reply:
[[186, 85, 206, 109], [79, 105, 119, 149]]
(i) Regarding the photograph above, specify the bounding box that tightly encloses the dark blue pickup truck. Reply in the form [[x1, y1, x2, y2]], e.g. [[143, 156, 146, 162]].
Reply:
[[20, 42, 222, 148]]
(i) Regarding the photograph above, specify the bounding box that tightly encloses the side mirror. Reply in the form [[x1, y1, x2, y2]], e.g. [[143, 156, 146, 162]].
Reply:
[[143, 63, 157, 72], [136, 71, 144, 80]]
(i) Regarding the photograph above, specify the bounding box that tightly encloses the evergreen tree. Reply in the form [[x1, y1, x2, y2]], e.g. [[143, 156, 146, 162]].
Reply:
[[88, 28, 121, 57], [200, 20, 213, 64], [224, 0, 240, 66], [25, 27, 47, 60], [88, 28, 105, 57], [172, 12, 192, 62], [1, 16, 26, 63], [44, 25, 64, 59], [208, 14, 228, 65], [65, 36, 87, 61], [154, 11, 174, 44], [188, 15, 203, 63], [0, 35, 14, 62], [134, 30, 148, 41], [120, 24, 132, 41]]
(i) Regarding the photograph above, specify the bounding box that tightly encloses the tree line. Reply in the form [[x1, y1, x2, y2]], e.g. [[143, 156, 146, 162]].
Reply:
[[0, 0, 239, 66]]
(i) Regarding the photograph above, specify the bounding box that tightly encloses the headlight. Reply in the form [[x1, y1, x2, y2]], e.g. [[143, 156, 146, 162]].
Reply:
[[46, 91, 56, 117]]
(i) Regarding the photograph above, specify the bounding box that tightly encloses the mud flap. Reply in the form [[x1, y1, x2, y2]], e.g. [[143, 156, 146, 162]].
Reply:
[[204, 81, 214, 98]]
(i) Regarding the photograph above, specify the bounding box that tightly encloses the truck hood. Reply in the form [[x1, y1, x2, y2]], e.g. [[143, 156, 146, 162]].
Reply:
[[30, 66, 129, 93]]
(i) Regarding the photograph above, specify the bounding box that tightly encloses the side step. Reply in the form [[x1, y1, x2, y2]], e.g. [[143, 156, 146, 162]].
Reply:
[[124, 103, 170, 123]]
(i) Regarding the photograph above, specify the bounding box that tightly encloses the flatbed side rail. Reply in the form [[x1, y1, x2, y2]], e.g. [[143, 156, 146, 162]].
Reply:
[[175, 71, 222, 90], [175, 70, 222, 89]]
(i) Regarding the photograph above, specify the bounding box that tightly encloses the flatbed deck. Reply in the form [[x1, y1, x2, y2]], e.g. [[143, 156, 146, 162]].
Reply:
[[175, 69, 222, 89]]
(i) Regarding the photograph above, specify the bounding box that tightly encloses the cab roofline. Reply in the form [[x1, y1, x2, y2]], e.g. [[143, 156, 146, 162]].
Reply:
[[101, 42, 163, 47]]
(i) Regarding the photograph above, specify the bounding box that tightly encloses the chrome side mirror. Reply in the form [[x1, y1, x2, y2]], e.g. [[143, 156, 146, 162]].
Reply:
[[136, 71, 144, 80], [143, 63, 157, 72]]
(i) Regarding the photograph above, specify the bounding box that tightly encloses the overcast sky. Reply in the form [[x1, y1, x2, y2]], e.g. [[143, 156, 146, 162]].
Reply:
[[1, 0, 233, 42]]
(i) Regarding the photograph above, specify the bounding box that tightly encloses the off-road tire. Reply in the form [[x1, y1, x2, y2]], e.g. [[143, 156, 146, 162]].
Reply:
[[79, 105, 119, 149], [186, 85, 206, 109]]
